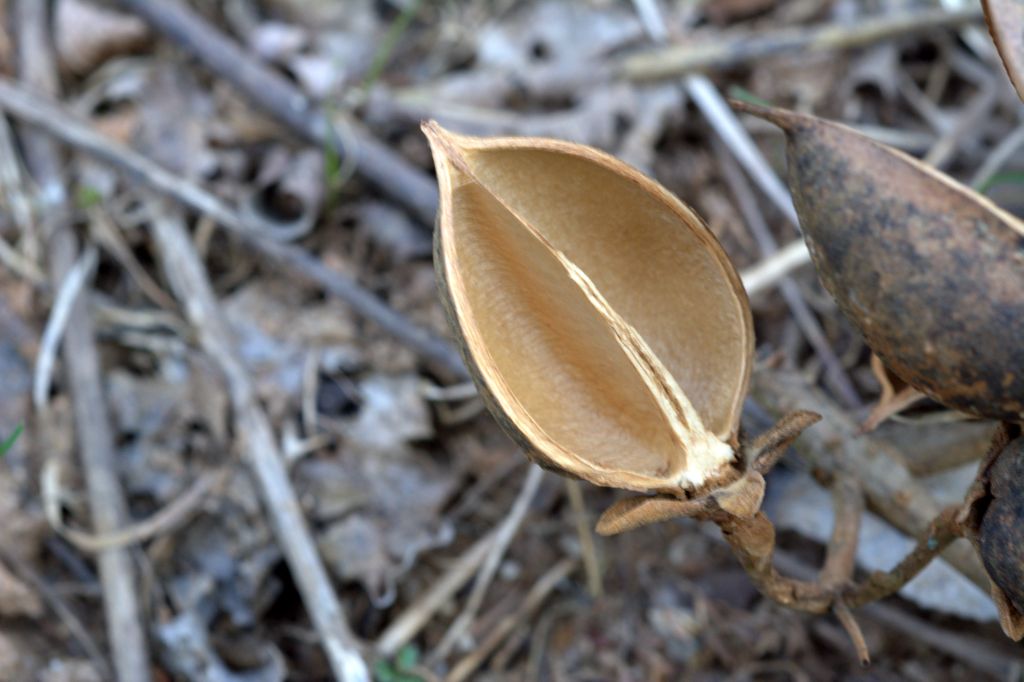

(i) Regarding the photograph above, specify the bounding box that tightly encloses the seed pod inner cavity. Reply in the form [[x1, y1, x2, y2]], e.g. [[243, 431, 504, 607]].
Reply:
[[427, 123, 753, 493]]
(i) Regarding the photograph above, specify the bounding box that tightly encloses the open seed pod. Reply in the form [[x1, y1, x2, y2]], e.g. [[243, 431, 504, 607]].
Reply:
[[733, 102, 1024, 423], [424, 122, 754, 497]]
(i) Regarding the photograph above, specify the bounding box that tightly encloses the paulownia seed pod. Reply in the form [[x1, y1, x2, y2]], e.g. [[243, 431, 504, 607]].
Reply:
[[733, 102, 1024, 423], [979, 437, 1024, 617], [983, 0, 1024, 101], [423, 122, 754, 497]]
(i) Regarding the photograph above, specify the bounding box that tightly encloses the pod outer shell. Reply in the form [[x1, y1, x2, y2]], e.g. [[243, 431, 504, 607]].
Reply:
[[979, 437, 1024, 615], [781, 114, 1024, 422]]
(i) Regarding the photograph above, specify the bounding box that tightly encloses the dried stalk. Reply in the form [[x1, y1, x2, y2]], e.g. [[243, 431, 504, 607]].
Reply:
[[0, 547, 111, 678], [0, 76, 467, 381], [771, 548, 1020, 677], [751, 370, 990, 590], [711, 493, 966, 611], [14, 2, 151, 680], [594, 403, 987, 662], [115, 0, 438, 225], [716, 141, 860, 408], [845, 506, 963, 608], [430, 465, 545, 664], [740, 239, 812, 296], [619, 6, 983, 81], [564, 479, 603, 598], [446, 558, 577, 682], [377, 530, 498, 658], [147, 205, 370, 682], [820, 476, 864, 590]]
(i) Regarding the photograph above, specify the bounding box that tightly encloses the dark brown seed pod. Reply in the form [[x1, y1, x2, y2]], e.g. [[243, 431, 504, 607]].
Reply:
[[978, 437, 1024, 616], [732, 101, 1024, 423]]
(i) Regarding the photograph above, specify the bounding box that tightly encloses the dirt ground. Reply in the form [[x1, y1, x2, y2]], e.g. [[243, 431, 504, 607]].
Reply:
[[0, 0, 1022, 680]]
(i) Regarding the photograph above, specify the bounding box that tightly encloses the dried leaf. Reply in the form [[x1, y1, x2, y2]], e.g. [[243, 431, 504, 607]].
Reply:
[[734, 101, 1024, 423], [425, 122, 753, 496], [339, 373, 434, 457], [302, 451, 454, 604], [983, 0, 1024, 101], [55, 0, 149, 75]]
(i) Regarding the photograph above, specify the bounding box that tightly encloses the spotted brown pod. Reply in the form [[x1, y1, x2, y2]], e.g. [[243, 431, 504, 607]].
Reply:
[[733, 102, 1024, 423], [423, 122, 754, 498], [979, 438, 1024, 622]]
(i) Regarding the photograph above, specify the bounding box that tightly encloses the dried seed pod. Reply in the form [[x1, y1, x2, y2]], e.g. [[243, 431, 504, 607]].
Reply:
[[424, 122, 754, 496], [978, 437, 1024, 617], [983, 0, 1024, 101], [734, 102, 1024, 423]]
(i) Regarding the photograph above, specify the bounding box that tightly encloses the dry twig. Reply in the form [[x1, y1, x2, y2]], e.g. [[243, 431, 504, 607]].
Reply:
[[446, 558, 577, 682], [377, 530, 499, 657], [115, 0, 438, 225], [14, 2, 152, 680], [0, 76, 467, 381], [564, 479, 603, 598], [0, 547, 111, 678], [147, 204, 370, 682], [43, 465, 228, 553], [619, 6, 984, 81], [751, 370, 989, 590], [430, 465, 545, 664], [717, 142, 860, 408]]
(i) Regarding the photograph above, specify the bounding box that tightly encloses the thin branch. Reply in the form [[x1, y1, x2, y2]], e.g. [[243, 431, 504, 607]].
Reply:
[[148, 204, 370, 682], [429, 465, 545, 664], [716, 142, 861, 409], [740, 239, 812, 296], [619, 6, 983, 81], [446, 558, 577, 682], [751, 370, 990, 590], [564, 480, 603, 598], [0, 76, 467, 381], [377, 530, 499, 657], [115, 0, 438, 225], [820, 476, 864, 589], [14, 2, 152, 680], [771, 548, 1020, 677], [845, 506, 963, 608], [832, 600, 871, 666], [712, 501, 967, 615]]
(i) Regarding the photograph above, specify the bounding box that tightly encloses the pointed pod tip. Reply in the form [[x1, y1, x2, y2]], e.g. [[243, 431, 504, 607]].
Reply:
[[420, 119, 450, 147], [728, 98, 807, 133], [421, 120, 473, 174]]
